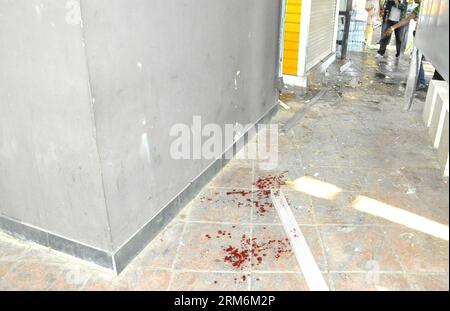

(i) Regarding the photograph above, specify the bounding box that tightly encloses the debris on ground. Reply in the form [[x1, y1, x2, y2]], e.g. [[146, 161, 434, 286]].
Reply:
[[279, 99, 291, 110], [340, 61, 353, 73]]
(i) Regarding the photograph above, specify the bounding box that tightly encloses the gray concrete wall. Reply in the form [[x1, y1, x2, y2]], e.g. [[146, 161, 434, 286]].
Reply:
[[416, 0, 449, 81], [0, 0, 280, 255], [80, 0, 281, 249], [0, 0, 112, 251]]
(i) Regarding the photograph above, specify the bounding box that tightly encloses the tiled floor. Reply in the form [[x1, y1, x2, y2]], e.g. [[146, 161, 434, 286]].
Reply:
[[0, 51, 448, 291]]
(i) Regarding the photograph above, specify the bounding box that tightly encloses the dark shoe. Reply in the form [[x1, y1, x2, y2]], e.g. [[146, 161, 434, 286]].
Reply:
[[417, 84, 428, 92]]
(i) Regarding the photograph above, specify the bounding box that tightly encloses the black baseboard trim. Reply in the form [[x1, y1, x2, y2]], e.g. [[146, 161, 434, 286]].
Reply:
[[0, 215, 114, 270]]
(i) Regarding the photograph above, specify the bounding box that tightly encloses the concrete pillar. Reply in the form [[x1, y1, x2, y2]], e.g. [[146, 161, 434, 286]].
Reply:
[[429, 91, 450, 149], [0, 0, 281, 273], [422, 79, 449, 178], [423, 80, 449, 128], [437, 110, 449, 177]]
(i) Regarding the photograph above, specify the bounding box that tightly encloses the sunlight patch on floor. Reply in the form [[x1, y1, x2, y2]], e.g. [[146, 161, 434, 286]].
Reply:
[[286, 177, 342, 200], [353, 195, 449, 241]]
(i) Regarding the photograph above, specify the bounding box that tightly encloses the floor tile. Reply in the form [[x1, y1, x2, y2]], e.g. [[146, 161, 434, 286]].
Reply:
[[117, 269, 171, 291], [210, 166, 253, 189], [250, 191, 314, 226], [47, 265, 92, 291], [250, 225, 297, 272], [80, 274, 116, 291], [320, 225, 402, 272], [384, 227, 449, 273], [407, 273, 449, 291], [83, 269, 170, 291], [252, 168, 297, 189], [399, 167, 449, 195], [251, 273, 309, 291], [174, 223, 252, 272], [0, 261, 15, 279], [283, 190, 315, 225], [0, 238, 29, 261], [331, 273, 410, 291], [360, 169, 410, 193], [17, 247, 71, 265], [0, 262, 64, 290], [131, 221, 184, 269], [368, 192, 450, 225], [251, 225, 326, 272], [250, 190, 280, 224], [226, 157, 254, 169], [312, 192, 388, 225], [170, 271, 249, 291], [321, 167, 366, 192], [187, 189, 252, 224], [415, 194, 449, 225]]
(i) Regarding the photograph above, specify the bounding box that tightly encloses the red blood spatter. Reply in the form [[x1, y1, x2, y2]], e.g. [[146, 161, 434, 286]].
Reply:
[[226, 190, 252, 196], [254, 173, 287, 197], [204, 174, 289, 217], [223, 246, 249, 269], [235, 173, 287, 216], [222, 230, 293, 270], [209, 173, 293, 269]]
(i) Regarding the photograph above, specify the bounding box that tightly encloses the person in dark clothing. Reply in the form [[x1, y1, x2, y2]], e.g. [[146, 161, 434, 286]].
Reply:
[[376, 0, 408, 59], [385, 1, 429, 90]]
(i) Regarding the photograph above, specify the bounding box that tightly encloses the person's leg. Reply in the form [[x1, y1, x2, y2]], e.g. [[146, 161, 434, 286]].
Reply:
[[394, 26, 403, 57], [381, 19, 387, 33], [400, 24, 409, 54], [377, 35, 391, 55], [365, 24, 374, 46], [417, 57, 426, 88], [377, 20, 393, 55]]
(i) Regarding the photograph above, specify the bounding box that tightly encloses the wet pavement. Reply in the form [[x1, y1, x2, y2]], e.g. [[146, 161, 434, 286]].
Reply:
[[0, 51, 448, 291]]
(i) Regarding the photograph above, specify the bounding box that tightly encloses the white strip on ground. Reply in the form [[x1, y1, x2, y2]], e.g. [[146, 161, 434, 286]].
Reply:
[[279, 100, 291, 110], [340, 61, 353, 73], [271, 190, 330, 291]]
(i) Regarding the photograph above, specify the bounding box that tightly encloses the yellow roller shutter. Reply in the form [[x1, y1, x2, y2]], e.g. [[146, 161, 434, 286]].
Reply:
[[282, 0, 302, 76]]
